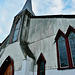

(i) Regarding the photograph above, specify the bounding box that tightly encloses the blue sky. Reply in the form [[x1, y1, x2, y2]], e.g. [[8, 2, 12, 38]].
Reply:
[[0, 0, 75, 42]]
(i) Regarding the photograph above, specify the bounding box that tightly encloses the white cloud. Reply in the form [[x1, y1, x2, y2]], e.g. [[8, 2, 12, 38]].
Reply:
[[32, 0, 75, 15], [32, 0, 64, 15], [72, 0, 75, 9], [47, 0, 63, 14], [32, 0, 39, 15]]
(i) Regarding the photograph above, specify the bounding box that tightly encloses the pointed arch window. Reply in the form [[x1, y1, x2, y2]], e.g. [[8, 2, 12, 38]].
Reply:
[[37, 53, 46, 75], [58, 36, 68, 67], [55, 26, 75, 70], [39, 61, 44, 75], [68, 32, 75, 66]]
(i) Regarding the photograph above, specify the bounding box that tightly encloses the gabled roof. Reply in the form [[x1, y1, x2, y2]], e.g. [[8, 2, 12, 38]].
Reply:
[[17, 0, 35, 16]]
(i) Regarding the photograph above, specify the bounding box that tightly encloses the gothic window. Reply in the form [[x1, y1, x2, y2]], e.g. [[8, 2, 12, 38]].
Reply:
[[55, 26, 75, 70], [58, 36, 68, 67], [37, 53, 46, 75], [39, 61, 44, 75], [12, 18, 21, 42], [68, 32, 75, 66]]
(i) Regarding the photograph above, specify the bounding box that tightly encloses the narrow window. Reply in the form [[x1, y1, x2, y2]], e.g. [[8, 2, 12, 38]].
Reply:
[[39, 61, 44, 75], [37, 53, 46, 75], [58, 36, 68, 67], [68, 32, 75, 66], [12, 19, 21, 42]]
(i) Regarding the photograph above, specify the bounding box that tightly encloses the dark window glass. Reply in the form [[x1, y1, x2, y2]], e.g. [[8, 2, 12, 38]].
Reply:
[[40, 61, 44, 75], [12, 29, 19, 42], [68, 32, 75, 66], [12, 19, 21, 42], [15, 19, 21, 29], [58, 36, 68, 67]]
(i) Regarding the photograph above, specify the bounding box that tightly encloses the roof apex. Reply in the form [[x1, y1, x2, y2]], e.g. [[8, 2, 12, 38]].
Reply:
[[17, 0, 35, 16]]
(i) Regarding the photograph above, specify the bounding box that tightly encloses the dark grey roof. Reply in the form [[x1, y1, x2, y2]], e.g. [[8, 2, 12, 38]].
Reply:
[[17, 0, 35, 16], [30, 15, 75, 18]]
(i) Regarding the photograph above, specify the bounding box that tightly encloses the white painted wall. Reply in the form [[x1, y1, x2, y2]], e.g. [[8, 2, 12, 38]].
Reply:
[[14, 60, 26, 75], [29, 35, 57, 71], [46, 69, 75, 75], [28, 18, 75, 75], [28, 18, 75, 70], [0, 42, 25, 70], [14, 56, 34, 75], [34, 69, 75, 75], [1, 17, 75, 75]]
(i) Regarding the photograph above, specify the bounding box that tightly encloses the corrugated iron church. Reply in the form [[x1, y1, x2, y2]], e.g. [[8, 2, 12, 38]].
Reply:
[[0, 0, 75, 75]]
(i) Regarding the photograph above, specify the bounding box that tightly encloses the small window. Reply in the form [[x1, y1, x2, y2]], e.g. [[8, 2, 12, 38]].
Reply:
[[12, 19, 21, 42], [37, 53, 46, 75], [39, 61, 44, 75], [12, 29, 19, 42]]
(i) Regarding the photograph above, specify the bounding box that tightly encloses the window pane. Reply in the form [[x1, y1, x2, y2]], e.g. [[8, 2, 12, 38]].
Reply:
[[68, 32, 75, 66], [12, 18, 21, 42], [15, 19, 21, 30], [40, 61, 44, 75], [58, 36, 68, 67], [12, 29, 19, 42], [40, 72, 44, 75]]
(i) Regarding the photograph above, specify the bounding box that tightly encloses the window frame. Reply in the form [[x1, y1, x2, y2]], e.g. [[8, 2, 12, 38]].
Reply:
[[55, 25, 75, 70], [37, 53, 46, 75], [57, 36, 69, 68], [68, 32, 75, 67], [10, 17, 21, 43]]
